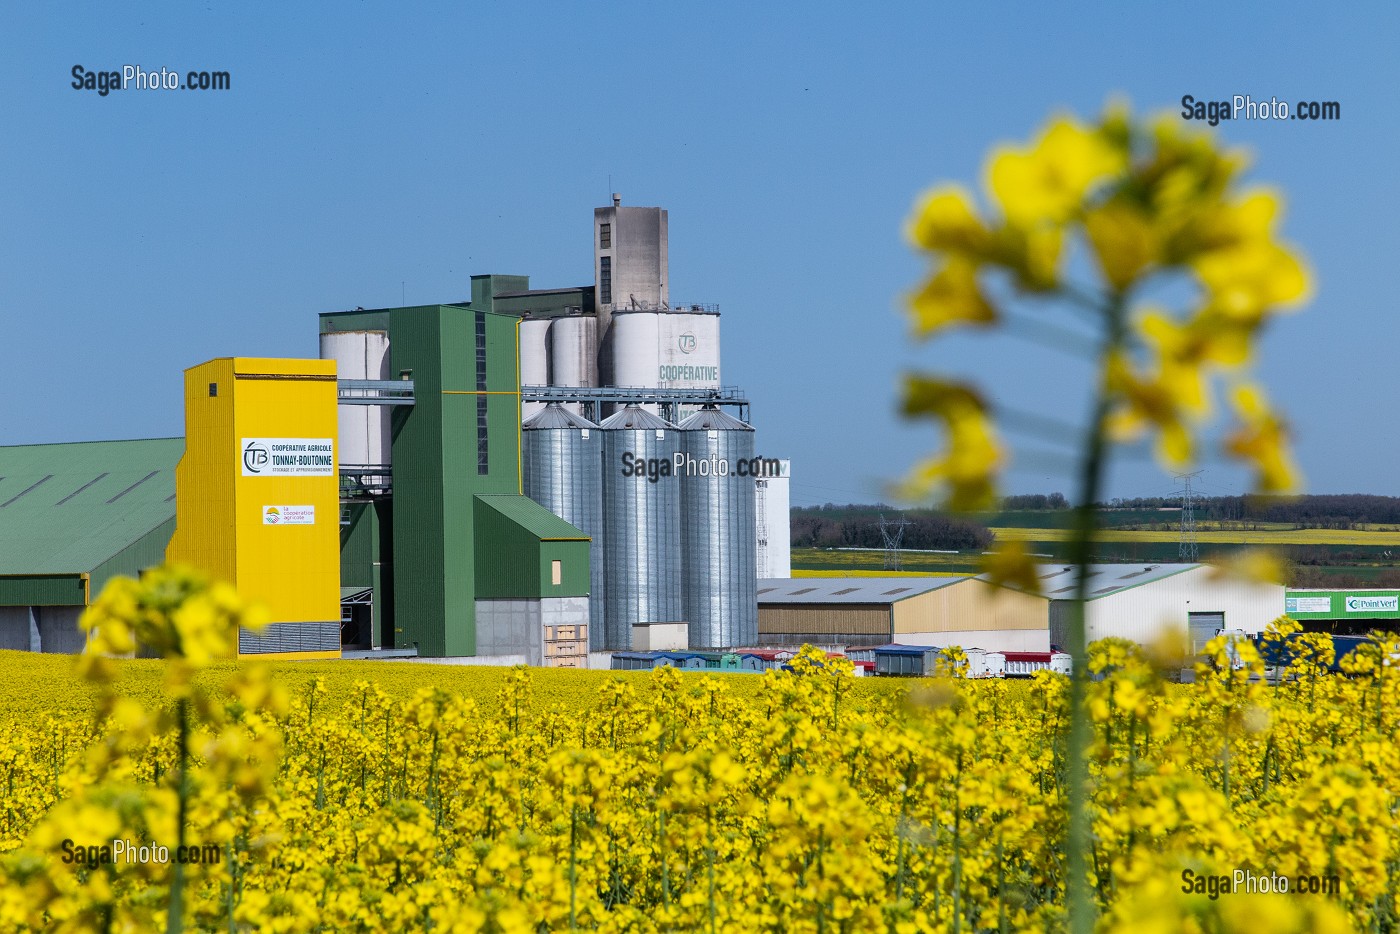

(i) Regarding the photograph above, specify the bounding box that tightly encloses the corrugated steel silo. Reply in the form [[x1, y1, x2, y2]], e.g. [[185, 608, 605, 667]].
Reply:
[[319, 330, 391, 469], [522, 403, 604, 649], [600, 405, 682, 650], [519, 318, 552, 419], [678, 406, 757, 649]]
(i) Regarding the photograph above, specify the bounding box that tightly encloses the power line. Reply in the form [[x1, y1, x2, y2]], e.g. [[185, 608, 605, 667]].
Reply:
[[878, 512, 912, 571], [1173, 471, 1203, 562]]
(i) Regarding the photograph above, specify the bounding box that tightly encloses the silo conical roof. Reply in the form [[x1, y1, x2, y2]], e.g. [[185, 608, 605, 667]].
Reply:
[[677, 405, 752, 432], [523, 402, 599, 431], [599, 405, 677, 431]]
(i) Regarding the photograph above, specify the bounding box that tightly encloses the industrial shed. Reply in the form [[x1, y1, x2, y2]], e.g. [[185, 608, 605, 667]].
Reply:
[[756, 576, 1050, 652], [1040, 563, 1284, 652], [1282, 588, 1400, 636], [0, 438, 182, 652]]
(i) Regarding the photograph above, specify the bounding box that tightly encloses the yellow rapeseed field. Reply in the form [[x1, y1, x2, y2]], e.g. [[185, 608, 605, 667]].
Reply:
[[1, 612, 1396, 931]]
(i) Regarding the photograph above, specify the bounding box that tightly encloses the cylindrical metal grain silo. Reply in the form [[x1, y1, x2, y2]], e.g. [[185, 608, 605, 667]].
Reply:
[[319, 330, 391, 469], [678, 406, 757, 649], [600, 405, 682, 650], [519, 317, 552, 419], [522, 403, 605, 650]]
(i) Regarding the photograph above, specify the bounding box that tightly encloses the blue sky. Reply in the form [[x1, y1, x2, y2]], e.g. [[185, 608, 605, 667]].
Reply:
[[2, 2, 1395, 507]]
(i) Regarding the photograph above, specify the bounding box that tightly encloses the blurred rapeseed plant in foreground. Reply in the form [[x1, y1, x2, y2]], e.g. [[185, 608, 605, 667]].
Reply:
[[5, 565, 286, 933], [901, 104, 1311, 932]]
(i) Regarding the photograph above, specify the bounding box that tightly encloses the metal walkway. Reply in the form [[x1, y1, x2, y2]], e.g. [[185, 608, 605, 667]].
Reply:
[[337, 379, 415, 406], [522, 385, 750, 423]]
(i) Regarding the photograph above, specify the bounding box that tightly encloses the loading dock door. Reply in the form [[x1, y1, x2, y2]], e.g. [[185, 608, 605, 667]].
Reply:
[[1188, 611, 1226, 654], [340, 588, 374, 648]]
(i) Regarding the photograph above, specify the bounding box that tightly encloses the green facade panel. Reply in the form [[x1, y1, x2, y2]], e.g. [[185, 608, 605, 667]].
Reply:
[[1285, 590, 1400, 619], [474, 494, 590, 599], [89, 517, 177, 600], [387, 307, 452, 656], [366, 302, 532, 656], [0, 575, 87, 606], [319, 309, 393, 334], [340, 503, 375, 589]]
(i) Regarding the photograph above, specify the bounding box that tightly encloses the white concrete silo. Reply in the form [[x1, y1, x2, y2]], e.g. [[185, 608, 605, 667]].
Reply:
[[519, 317, 552, 419], [319, 330, 391, 469]]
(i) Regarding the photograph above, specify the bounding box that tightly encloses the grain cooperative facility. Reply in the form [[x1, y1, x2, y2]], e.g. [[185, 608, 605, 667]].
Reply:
[[0, 198, 1308, 666], [0, 199, 790, 662]]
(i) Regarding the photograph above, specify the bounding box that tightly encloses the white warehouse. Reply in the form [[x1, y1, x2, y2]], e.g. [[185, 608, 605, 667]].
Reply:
[[1039, 563, 1284, 652]]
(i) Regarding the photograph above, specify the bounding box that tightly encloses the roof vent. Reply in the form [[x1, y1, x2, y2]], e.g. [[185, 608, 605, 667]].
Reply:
[[612, 193, 621, 207]]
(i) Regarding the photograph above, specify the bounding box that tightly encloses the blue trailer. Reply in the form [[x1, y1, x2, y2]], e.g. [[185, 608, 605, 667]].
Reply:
[[873, 644, 941, 677], [610, 652, 668, 671], [1252, 633, 1373, 674]]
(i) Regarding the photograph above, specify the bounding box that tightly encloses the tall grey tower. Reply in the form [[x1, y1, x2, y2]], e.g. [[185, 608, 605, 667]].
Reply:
[[594, 195, 668, 385]]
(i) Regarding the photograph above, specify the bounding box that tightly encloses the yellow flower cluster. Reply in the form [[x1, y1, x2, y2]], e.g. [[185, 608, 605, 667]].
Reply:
[[0, 619, 1395, 931], [903, 105, 1310, 508]]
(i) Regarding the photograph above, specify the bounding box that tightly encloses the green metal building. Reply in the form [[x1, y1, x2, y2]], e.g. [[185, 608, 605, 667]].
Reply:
[[1284, 589, 1400, 635], [322, 280, 592, 659], [0, 438, 183, 651]]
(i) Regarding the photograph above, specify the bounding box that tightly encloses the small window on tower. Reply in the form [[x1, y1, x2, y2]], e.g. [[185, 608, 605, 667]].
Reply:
[[599, 256, 612, 304], [599, 223, 611, 249]]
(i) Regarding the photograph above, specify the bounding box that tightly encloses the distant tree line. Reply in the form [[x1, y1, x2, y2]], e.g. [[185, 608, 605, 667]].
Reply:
[[1100, 494, 1400, 528], [790, 505, 994, 552], [1001, 493, 1070, 510]]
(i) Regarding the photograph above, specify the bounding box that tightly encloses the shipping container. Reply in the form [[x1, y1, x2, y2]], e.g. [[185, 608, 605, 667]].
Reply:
[[873, 644, 940, 677], [610, 651, 665, 671], [1003, 651, 1074, 677], [964, 648, 1007, 678], [656, 652, 707, 670]]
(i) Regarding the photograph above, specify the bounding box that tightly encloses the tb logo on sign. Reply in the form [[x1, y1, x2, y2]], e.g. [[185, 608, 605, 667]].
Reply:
[[243, 441, 269, 474]]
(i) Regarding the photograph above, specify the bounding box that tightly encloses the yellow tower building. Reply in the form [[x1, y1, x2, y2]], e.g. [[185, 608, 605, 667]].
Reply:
[[166, 358, 341, 659]]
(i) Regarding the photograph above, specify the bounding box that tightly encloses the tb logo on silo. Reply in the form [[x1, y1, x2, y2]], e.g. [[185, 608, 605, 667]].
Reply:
[[678, 333, 697, 354], [243, 441, 269, 474]]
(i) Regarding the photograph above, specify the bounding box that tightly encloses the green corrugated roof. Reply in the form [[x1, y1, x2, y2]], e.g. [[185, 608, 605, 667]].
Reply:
[[0, 438, 183, 575], [473, 494, 589, 541]]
